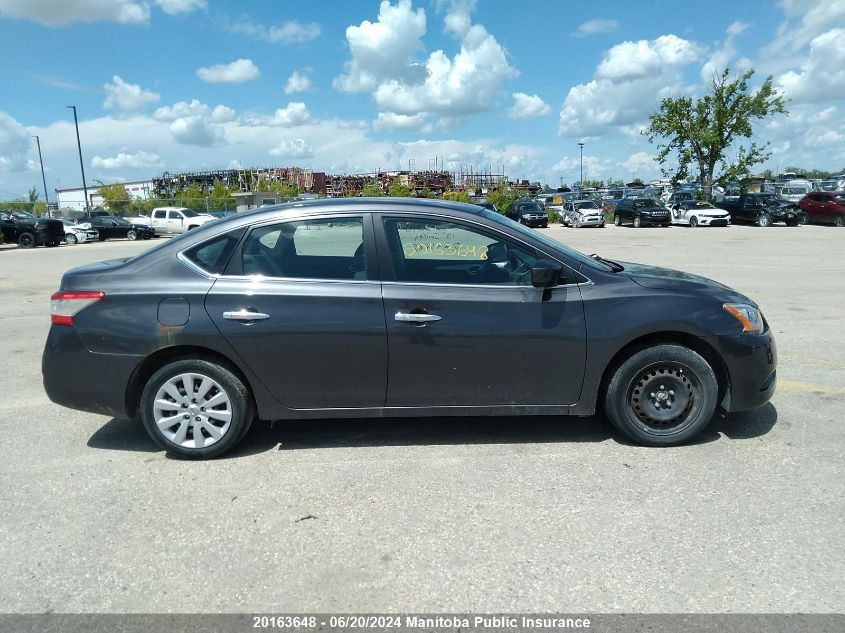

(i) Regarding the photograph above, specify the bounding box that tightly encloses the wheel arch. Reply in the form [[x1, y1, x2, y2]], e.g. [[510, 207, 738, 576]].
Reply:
[[126, 345, 256, 419], [596, 331, 730, 413]]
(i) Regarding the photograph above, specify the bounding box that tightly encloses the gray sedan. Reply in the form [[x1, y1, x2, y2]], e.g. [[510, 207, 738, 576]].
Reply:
[[43, 199, 776, 458]]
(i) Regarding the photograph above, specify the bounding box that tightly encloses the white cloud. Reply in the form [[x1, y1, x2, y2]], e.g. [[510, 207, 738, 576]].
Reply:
[[169, 116, 226, 146], [231, 19, 321, 44], [102, 75, 160, 112], [155, 0, 206, 15], [559, 34, 703, 138], [574, 18, 619, 36], [372, 112, 429, 132], [211, 105, 236, 123], [776, 28, 845, 104], [758, 0, 845, 73], [726, 21, 750, 37], [0, 111, 30, 172], [284, 71, 314, 95], [196, 59, 260, 83], [334, 0, 428, 93], [268, 138, 314, 159], [154, 99, 209, 121], [272, 102, 311, 127], [701, 22, 750, 83], [508, 93, 551, 119], [620, 151, 656, 175], [337, 0, 517, 120], [0, 0, 150, 26], [91, 150, 164, 170]]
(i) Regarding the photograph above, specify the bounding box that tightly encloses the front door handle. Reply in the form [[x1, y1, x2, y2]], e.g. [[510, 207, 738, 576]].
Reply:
[[395, 312, 441, 323], [223, 309, 270, 322]]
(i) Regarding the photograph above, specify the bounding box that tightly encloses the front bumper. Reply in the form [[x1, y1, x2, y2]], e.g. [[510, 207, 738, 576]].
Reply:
[[641, 215, 671, 225], [42, 325, 141, 418], [521, 217, 548, 227], [697, 216, 731, 226], [711, 329, 777, 412]]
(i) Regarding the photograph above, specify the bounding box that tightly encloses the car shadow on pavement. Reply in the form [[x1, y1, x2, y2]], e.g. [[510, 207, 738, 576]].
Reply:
[[87, 402, 778, 459]]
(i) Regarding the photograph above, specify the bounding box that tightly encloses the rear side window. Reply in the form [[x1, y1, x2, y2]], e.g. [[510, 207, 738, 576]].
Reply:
[[183, 228, 245, 275], [153, 210, 166, 219], [240, 217, 365, 280]]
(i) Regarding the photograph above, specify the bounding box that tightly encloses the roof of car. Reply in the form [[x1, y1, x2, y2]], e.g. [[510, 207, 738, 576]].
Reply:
[[237, 197, 486, 219]]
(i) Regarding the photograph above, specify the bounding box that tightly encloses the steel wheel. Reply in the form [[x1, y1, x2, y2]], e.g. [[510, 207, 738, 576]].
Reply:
[[626, 363, 703, 436], [126, 229, 138, 241], [152, 373, 233, 449]]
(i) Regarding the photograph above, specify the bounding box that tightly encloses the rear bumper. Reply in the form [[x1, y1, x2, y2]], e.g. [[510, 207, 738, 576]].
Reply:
[[42, 325, 141, 418], [711, 330, 777, 412]]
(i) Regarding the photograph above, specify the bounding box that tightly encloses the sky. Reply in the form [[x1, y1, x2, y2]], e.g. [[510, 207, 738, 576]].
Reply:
[[1, 0, 844, 199]]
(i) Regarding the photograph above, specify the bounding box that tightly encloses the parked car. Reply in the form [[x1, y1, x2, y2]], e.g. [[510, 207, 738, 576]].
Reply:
[[562, 200, 605, 228], [799, 192, 845, 226], [146, 207, 216, 236], [43, 198, 777, 459], [0, 210, 65, 248], [61, 220, 99, 244], [508, 201, 548, 227], [613, 198, 671, 227], [775, 179, 812, 203], [669, 201, 731, 227], [87, 215, 155, 241], [717, 193, 805, 227]]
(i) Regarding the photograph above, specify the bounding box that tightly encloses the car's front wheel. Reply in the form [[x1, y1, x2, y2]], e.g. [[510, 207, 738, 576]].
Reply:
[[689, 216, 699, 227], [604, 344, 718, 446], [126, 229, 138, 241], [613, 214, 621, 226], [18, 232, 35, 248], [140, 359, 254, 459], [835, 215, 845, 227], [633, 215, 642, 228], [758, 212, 773, 227], [66, 233, 78, 245]]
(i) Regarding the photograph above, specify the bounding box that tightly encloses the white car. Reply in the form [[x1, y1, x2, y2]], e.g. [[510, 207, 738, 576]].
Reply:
[[561, 200, 605, 227], [61, 220, 99, 244], [669, 201, 731, 227], [147, 207, 216, 236]]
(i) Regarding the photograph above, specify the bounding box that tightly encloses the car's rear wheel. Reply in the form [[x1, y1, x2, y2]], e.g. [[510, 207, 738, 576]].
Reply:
[[798, 211, 809, 225], [66, 233, 78, 245], [140, 359, 254, 459], [604, 344, 718, 446], [18, 232, 35, 248], [835, 215, 845, 227], [126, 229, 138, 241], [633, 215, 642, 228]]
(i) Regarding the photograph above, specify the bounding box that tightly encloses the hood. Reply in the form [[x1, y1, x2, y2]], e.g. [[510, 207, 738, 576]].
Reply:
[[620, 261, 752, 304]]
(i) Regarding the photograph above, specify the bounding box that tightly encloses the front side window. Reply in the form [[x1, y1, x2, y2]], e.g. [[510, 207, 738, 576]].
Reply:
[[240, 217, 365, 280], [383, 217, 537, 286], [168, 210, 184, 220]]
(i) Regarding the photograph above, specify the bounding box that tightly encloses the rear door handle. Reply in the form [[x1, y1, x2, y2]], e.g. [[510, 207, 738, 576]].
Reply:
[[395, 312, 441, 323], [223, 309, 270, 322]]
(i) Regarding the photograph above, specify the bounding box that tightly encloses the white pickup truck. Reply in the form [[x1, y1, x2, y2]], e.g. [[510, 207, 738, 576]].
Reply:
[[128, 207, 216, 236]]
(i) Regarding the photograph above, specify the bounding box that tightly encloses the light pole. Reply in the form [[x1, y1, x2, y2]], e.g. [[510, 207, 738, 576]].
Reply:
[[578, 142, 585, 188], [32, 135, 50, 216], [66, 105, 90, 212]]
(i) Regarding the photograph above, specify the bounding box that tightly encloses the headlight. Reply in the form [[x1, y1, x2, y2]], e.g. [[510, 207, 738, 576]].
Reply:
[[723, 303, 764, 334]]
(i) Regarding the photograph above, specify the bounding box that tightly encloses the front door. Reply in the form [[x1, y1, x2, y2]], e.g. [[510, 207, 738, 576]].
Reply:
[[166, 210, 185, 234], [376, 214, 587, 408], [205, 214, 387, 410]]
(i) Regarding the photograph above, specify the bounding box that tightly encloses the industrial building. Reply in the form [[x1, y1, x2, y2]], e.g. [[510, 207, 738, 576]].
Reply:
[[55, 180, 154, 211]]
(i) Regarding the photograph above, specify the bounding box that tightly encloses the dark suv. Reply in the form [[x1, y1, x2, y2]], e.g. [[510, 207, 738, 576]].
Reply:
[[0, 210, 66, 248], [508, 201, 548, 228], [613, 198, 671, 227]]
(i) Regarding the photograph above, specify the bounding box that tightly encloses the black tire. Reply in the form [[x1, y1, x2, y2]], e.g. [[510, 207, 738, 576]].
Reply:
[[798, 212, 809, 225], [66, 233, 78, 245], [689, 216, 699, 228], [758, 213, 773, 227], [835, 215, 845, 227], [126, 229, 138, 241], [18, 232, 35, 248], [785, 219, 799, 227], [99, 236, 107, 242], [604, 344, 718, 446], [633, 215, 642, 228], [613, 214, 621, 226], [140, 359, 255, 459]]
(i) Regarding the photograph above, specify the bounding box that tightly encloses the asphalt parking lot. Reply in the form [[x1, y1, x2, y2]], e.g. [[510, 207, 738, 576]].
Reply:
[[0, 224, 843, 614]]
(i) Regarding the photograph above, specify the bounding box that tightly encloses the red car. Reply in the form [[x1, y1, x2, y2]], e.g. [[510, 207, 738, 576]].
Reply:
[[799, 191, 845, 226]]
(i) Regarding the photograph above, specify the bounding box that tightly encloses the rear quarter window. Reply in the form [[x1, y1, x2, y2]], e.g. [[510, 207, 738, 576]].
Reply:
[[182, 228, 245, 274]]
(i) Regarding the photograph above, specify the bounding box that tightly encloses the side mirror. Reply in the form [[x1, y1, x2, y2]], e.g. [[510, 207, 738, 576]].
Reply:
[[531, 259, 564, 288]]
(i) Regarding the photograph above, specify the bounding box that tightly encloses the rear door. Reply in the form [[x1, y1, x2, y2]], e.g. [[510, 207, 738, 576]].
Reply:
[[375, 213, 586, 407], [205, 213, 387, 410]]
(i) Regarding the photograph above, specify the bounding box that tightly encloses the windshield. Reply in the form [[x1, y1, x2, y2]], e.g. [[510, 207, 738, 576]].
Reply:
[[480, 209, 609, 271], [575, 201, 599, 210], [632, 199, 658, 209], [9, 210, 36, 220], [691, 202, 716, 209], [518, 203, 543, 214]]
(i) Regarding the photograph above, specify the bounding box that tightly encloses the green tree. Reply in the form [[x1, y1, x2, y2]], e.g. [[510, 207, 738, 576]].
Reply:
[[208, 179, 234, 210], [176, 182, 205, 210], [485, 180, 522, 214], [28, 186, 39, 204], [646, 69, 787, 199], [443, 190, 471, 203], [95, 181, 131, 214], [360, 180, 384, 197], [387, 179, 412, 197]]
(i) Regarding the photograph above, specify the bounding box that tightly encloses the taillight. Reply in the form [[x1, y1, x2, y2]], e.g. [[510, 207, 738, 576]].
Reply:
[[50, 291, 105, 326]]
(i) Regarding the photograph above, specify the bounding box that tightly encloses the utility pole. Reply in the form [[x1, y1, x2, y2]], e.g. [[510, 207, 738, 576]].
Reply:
[[32, 135, 50, 216], [578, 142, 585, 188], [66, 105, 90, 212]]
